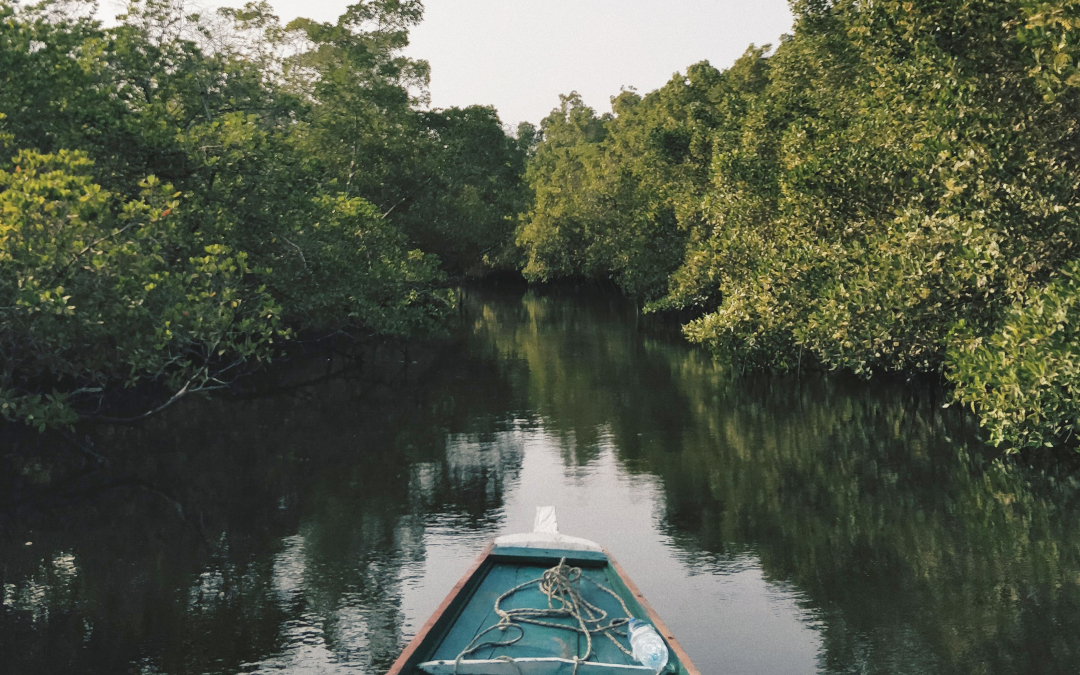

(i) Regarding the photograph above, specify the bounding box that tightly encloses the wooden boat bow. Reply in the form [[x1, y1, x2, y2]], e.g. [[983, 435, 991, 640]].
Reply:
[[386, 508, 701, 675]]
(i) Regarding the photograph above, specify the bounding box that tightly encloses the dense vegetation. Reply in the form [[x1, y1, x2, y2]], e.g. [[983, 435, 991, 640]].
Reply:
[[4, 0, 1079, 454], [0, 0, 530, 428], [517, 0, 1080, 453]]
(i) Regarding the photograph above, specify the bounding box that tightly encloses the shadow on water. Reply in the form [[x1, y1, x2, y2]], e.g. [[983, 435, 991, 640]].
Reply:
[[0, 335, 527, 675], [3, 286, 1080, 674]]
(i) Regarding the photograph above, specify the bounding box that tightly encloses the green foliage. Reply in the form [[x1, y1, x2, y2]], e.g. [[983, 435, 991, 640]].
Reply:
[[947, 262, 1080, 452], [1014, 0, 1080, 99], [0, 0, 527, 429], [517, 93, 611, 285], [673, 0, 1080, 399], [0, 149, 280, 429], [275, 194, 453, 338], [518, 66, 738, 301], [519, 0, 1080, 451], [409, 106, 531, 275], [282, 3, 526, 275]]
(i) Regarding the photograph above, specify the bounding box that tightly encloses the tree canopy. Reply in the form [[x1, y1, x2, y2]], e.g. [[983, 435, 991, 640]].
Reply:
[[517, 0, 1080, 452], [5, 0, 1080, 452], [0, 0, 528, 428]]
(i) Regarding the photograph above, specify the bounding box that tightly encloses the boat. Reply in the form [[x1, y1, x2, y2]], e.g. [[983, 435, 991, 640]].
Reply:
[[387, 507, 701, 675]]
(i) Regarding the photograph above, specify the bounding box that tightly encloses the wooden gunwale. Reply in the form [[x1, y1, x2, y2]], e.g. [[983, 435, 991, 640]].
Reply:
[[386, 541, 494, 675], [604, 548, 702, 675]]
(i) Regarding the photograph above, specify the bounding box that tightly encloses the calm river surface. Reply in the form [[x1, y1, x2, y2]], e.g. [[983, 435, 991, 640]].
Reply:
[[3, 287, 1080, 674]]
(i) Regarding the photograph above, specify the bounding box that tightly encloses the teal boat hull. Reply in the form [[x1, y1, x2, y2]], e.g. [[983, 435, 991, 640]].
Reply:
[[387, 542, 700, 675]]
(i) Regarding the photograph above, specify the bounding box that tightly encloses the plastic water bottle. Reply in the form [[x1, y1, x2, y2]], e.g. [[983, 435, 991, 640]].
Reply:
[[627, 618, 669, 672]]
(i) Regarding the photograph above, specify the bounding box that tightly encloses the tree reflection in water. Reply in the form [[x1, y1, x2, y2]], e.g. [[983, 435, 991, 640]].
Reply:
[[2, 287, 1079, 675]]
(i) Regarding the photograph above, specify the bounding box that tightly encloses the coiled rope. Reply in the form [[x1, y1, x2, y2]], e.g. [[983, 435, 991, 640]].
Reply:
[[453, 558, 635, 674]]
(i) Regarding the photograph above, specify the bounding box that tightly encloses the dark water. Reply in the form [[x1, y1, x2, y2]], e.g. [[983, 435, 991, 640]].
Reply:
[[3, 288, 1080, 675]]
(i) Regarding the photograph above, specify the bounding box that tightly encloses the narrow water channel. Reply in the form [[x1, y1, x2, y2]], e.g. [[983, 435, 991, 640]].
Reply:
[[3, 287, 1080, 674]]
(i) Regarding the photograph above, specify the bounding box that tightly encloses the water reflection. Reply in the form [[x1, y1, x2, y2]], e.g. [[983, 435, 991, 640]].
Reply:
[[3, 287, 1080, 675]]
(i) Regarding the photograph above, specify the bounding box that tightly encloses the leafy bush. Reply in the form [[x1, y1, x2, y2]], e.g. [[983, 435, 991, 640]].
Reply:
[[948, 263, 1080, 452], [275, 194, 453, 338], [0, 150, 281, 429], [0, 0, 526, 430], [519, 0, 1080, 452]]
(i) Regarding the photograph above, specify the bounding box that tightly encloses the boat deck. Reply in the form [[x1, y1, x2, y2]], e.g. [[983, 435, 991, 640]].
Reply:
[[430, 549, 639, 667], [388, 508, 699, 675]]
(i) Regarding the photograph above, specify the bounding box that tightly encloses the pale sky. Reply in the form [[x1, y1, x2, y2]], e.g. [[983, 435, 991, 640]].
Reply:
[[103, 0, 794, 128]]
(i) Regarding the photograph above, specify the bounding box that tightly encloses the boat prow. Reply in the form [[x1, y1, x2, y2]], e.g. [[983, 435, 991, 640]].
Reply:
[[387, 507, 700, 675], [490, 506, 605, 553]]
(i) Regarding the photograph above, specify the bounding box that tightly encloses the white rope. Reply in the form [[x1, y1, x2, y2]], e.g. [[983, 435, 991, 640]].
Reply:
[[453, 558, 634, 675]]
